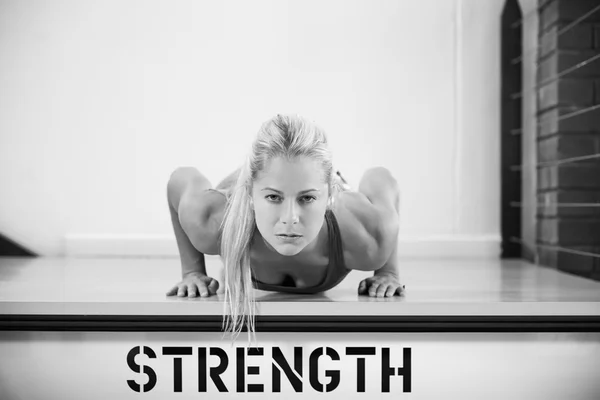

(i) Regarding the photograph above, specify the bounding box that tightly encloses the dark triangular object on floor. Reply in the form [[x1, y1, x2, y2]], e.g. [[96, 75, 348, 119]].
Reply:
[[0, 232, 36, 256]]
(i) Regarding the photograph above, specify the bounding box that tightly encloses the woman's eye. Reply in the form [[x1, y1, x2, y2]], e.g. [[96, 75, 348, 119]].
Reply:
[[265, 195, 316, 203]]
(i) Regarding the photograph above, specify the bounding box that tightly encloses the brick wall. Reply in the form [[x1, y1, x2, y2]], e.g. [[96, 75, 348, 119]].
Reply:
[[536, 0, 600, 280]]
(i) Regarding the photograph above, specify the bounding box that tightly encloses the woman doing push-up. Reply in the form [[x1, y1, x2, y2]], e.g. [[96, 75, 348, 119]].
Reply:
[[166, 114, 403, 340]]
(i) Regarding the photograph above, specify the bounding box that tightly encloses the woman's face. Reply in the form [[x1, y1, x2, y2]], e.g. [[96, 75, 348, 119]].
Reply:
[[251, 156, 329, 256]]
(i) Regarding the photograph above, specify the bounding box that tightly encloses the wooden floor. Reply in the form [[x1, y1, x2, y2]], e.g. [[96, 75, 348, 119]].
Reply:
[[1, 256, 599, 316]]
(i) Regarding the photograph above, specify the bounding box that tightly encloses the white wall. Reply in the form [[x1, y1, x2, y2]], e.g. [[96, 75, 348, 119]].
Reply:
[[0, 0, 507, 258]]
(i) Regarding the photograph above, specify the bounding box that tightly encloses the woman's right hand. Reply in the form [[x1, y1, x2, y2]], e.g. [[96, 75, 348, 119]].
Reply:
[[166, 272, 220, 298]]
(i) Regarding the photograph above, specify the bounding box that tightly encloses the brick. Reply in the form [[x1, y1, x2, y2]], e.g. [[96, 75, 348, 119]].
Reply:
[[538, 218, 558, 243], [538, 246, 556, 268], [538, 133, 600, 162], [556, 0, 600, 23], [593, 257, 600, 281], [537, 164, 600, 190], [538, 79, 595, 110], [555, 249, 596, 277], [540, 23, 594, 58], [559, 164, 600, 188], [558, 190, 600, 217], [538, 218, 600, 246], [537, 248, 562, 271], [541, 0, 600, 32], [540, 0, 559, 32], [538, 106, 600, 136], [537, 190, 600, 218], [538, 247, 598, 277], [539, 0, 555, 12], [538, 51, 600, 84], [559, 219, 600, 244], [559, 189, 600, 202], [538, 166, 559, 190]]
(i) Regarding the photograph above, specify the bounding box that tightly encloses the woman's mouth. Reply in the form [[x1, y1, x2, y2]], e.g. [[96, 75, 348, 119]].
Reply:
[[277, 234, 302, 242]]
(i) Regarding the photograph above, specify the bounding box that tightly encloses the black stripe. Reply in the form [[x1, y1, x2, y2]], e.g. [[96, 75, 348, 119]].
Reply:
[[1, 315, 599, 332]]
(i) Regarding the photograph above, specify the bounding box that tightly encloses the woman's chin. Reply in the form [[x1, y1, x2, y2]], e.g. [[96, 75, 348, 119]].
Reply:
[[262, 234, 312, 256], [270, 240, 305, 256], [274, 246, 303, 256]]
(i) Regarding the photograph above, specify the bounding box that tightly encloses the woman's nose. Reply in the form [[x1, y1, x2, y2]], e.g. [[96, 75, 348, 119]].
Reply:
[[281, 200, 299, 224]]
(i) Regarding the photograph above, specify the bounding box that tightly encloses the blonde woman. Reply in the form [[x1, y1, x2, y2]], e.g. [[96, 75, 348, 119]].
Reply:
[[166, 114, 404, 341]]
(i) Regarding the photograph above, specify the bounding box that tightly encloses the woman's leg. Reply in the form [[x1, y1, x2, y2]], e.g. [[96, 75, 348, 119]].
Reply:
[[167, 167, 213, 214], [358, 167, 400, 213], [214, 167, 242, 194]]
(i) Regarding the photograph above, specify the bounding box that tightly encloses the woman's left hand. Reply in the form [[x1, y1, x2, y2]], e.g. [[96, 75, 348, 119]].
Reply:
[[358, 274, 405, 297]]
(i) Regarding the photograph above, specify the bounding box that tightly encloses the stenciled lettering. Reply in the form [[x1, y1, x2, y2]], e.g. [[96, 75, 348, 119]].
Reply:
[[346, 347, 377, 392], [272, 346, 303, 392], [162, 347, 193, 392], [126, 346, 157, 393], [309, 347, 340, 392], [382, 347, 411, 393], [237, 347, 265, 393], [126, 345, 412, 393]]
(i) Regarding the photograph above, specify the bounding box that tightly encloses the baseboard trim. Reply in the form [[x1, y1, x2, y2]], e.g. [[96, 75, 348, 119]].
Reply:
[[64, 234, 501, 258]]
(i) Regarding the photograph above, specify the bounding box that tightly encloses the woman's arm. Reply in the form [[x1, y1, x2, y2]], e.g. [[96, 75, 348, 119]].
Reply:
[[353, 167, 400, 269], [167, 167, 212, 278], [359, 168, 400, 278], [355, 167, 403, 297]]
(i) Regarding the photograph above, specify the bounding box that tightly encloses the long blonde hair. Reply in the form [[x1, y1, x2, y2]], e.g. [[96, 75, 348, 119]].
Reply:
[[219, 114, 341, 345]]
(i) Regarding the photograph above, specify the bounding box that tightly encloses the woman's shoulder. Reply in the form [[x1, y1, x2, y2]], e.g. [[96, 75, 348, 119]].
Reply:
[[332, 191, 393, 271]]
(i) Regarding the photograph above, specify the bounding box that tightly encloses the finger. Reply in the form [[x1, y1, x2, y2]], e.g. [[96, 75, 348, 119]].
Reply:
[[396, 284, 406, 296], [166, 286, 178, 296], [385, 286, 396, 297], [358, 280, 368, 294], [376, 285, 387, 298], [368, 283, 380, 297], [187, 284, 198, 298], [197, 283, 209, 297], [177, 285, 186, 297], [207, 279, 219, 295]]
